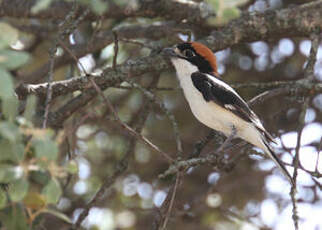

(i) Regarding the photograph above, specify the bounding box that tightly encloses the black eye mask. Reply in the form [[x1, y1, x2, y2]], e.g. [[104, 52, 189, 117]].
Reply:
[[176, 43, 214, 74]]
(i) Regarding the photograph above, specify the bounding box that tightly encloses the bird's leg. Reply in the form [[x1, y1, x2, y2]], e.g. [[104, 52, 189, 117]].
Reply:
[[216, 126, 236, 153]]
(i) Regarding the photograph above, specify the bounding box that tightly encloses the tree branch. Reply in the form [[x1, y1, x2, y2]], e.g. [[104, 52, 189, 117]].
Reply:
[[0, 0, 214, 23], [17, 22, 180, 83], [14, 1, 322, 133], [290, 32, 321, 230], [201, 0, 322, 49], [16, 1, 322, 95]]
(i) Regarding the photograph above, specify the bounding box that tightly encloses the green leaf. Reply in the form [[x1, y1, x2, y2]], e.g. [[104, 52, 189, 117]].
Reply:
[[2, 96, 19, 122], [41, 209, 72, 224], [90, 0, 109, 15], [12, 143, 25, 162], [0, 139, 24, 162], [0, 122, 21, 142], [42, 178, 62, 204], [0, 68, 14, 100], [65, 160, 78, 174], [0, 50, 30, 70], [0, 139, 14, 161], [206, 0, 242, 25], [32, 138, 58, 161], [2, 204, 30, 230], [0, 191, 7, 209], [29, 171, 50, 186], [222, 7, 240, 22], [31, 0, 53, 14], [9, 178, 29, 202], [0, 165, 23, 183], [206, 0, 220, 11], [0, 23, 18, 49], [114, 0, 128, 7], [23, 95, 37, 121]]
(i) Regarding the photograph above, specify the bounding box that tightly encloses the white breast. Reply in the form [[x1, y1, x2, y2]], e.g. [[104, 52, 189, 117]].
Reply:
[[171, 58, 267, 151]]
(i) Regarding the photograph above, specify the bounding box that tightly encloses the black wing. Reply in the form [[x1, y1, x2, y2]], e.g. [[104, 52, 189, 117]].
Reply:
[[191, 72, 275, 142], [191, 72, 255, 122]]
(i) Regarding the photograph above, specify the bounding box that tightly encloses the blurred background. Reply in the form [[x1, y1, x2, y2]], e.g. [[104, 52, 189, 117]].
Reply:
[[0, 0, 321, 229]]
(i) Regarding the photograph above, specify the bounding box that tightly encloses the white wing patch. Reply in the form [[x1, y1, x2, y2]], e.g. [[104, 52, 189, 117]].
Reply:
[[224, 104, 236, 111]]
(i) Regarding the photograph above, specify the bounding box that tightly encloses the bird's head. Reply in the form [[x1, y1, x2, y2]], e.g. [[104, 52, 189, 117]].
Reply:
[[164, 42, 218, 76]]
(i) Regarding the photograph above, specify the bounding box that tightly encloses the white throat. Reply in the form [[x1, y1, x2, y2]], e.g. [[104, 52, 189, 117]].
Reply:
[[170, 58, 198, 87]]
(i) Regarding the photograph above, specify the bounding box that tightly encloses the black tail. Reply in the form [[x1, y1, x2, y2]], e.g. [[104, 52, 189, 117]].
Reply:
[[263, 142, 295, 187]]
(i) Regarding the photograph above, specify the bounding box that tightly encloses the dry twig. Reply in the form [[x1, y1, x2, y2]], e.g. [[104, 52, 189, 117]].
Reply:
[[290, 32, 321, 230], [112, 31, 119, 70], [159, 173, 182, 230]]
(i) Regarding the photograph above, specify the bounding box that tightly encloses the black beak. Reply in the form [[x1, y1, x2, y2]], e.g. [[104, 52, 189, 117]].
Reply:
[[163, 47, 177, 58]]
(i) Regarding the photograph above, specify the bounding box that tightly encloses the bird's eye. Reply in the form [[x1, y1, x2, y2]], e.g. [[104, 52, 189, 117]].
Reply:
[[183, 49, 195, 58]]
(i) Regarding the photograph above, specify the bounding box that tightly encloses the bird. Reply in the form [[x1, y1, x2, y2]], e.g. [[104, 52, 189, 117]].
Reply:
[[163, 41, 294, 186]]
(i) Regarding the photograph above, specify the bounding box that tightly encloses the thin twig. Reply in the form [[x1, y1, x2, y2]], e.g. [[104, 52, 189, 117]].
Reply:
[[42, 46, 56, 128], [283, 160, 322, 178], [315, 137, 322, 172], [189, 130, 218, 159], [112, 31, 119, 70], [303, 33, 321, 80], [290, 32, 320, 230], [160, 173, 181, 230], [291, 98, 308, 230], [152, 172, 182, 230], [42, 0, 81, 128], [58, 38, 87, 74], [112, 85, 180, 91], [159, 152, 222, 178], [89, 78, 174, 162], [215, 126, 236, 153], [119, 38, 154, 49]]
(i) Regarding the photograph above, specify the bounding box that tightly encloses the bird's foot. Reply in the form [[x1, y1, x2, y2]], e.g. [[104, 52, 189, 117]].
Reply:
[[216, 126, 236, 153]]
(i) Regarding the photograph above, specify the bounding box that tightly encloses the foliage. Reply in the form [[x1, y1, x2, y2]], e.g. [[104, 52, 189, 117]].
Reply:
[[32, 0, 109, 15], [206, 0, 246, 24], [0, 22, 73, 228]]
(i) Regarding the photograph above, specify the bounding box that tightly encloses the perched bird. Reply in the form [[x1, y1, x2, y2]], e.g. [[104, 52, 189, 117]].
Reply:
[[164, 42, 294, 185]]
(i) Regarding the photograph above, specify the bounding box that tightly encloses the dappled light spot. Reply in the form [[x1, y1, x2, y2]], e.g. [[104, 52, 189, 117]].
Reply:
[[116, 210, 136, 228], [313, 94, 322, 111], [122, 174, 140, 197], [279, 38, 295, 57], [260, 199, 278, 226], [299, 146, 318, 171], [137, 182, 153, 200], [207, 172, 220, 184], [85, 208, 114, 230], [250, 41, 269, 56], [304, 108, 316, 123], [153, 190, 167, 207], [266, 175, 290, 198], [206, 193, 222, 208], [301, 122, 322, 145], [300, 40, 311, 57], [239, 55, 253, 71], [73, 180, 87, 195]]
